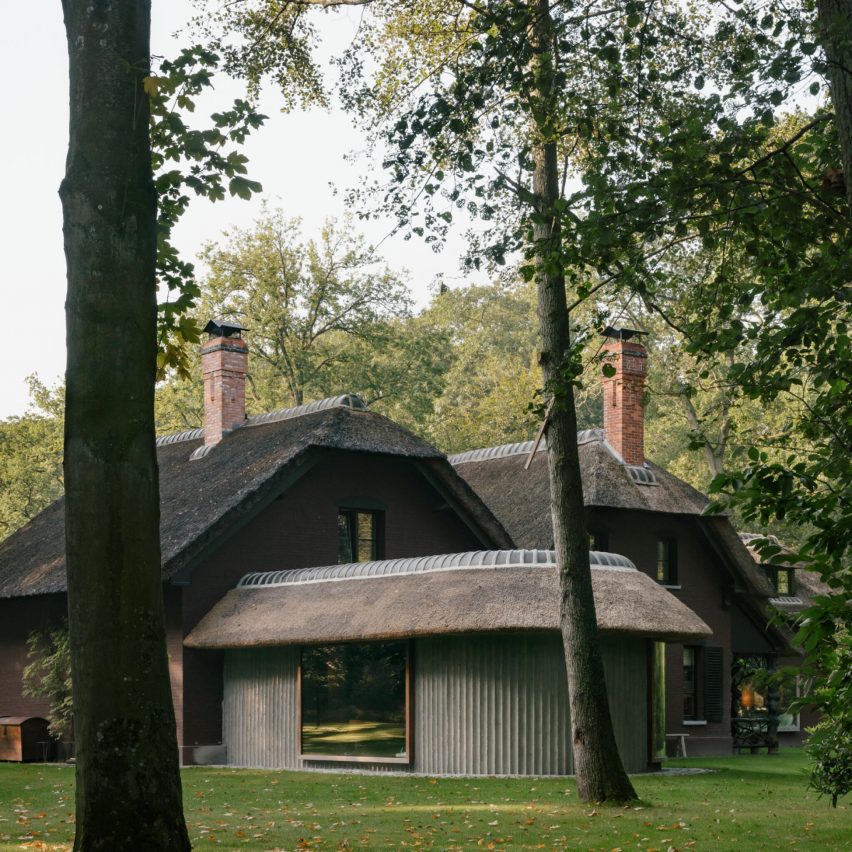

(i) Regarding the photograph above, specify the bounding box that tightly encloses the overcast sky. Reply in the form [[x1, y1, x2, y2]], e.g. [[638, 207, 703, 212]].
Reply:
[[0, 2, 475, 419]]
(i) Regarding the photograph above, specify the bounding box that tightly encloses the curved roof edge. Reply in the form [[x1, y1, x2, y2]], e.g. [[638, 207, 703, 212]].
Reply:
[[447, 429, 612, 466], [238, 549, 637, 588]]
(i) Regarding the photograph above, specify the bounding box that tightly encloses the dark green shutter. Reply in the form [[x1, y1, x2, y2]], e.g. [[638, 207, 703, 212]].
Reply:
[[703, 646, 724, 722]]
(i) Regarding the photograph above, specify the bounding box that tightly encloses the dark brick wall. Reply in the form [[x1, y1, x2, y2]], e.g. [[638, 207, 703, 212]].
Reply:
[[0, 593, 67, 720], [164, 586, 184, 749], [180, 449, 488, 752], [588, 508, 740, 755]]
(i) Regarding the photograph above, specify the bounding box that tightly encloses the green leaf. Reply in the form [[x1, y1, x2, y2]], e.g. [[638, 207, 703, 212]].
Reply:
[[228, 176, 262, 200]]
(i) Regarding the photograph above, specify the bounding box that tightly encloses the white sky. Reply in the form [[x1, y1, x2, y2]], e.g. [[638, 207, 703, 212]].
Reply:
[[0, 1, 476, 419]]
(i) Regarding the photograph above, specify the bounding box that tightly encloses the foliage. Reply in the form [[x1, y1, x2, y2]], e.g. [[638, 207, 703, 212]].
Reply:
[[195, 210, 442, 411], [416, 280, 541, 451], [149, 45, 267, 376], [3, 752, 852, 847], [22, 622, 73, 741], [807, 720, 852, 808], [796, 616, 852, 807], [0, 377, 64, 539]]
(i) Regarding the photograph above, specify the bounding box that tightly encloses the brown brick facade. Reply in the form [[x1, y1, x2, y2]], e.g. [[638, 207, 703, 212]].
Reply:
[[588, 508, 736, 754], [0, 594, 67, 722], [601, 339, 648, 466]]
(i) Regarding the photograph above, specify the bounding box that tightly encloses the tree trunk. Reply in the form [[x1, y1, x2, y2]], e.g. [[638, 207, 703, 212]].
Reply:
[[680, 391, 726, 479], [817, 0, 852, 216], [59, 2, 190, 848], [529, 0, 637, 803]]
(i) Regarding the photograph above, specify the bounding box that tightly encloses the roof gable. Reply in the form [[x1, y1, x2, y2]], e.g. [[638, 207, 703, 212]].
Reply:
[[449, 435, 709, 549], [0, 399, 511, 598]]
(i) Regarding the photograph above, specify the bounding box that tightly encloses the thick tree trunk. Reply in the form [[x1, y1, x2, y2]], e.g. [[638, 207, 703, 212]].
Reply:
[[529, 0, 637, 803], [59, 2, 190, 848], [817, 0, 852, 216]]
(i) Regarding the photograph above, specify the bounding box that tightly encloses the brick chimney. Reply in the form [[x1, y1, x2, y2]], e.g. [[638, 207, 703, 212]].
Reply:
[[601, 326, 648, 466], [201, 319, 248, 446]]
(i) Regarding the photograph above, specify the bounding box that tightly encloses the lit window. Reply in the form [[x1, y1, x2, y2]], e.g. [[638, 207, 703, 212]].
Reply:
[[300, 641, 410, 763], [657, 538, 677, 585], [338, 509, 382, 563]]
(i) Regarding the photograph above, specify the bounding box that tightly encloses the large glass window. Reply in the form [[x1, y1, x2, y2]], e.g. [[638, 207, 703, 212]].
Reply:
[[300, 641, 410, 763], [337, 509, 382, 563]]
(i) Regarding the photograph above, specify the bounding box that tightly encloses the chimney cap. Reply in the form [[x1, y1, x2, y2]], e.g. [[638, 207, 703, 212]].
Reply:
[[602, 326, 647, 342], [204, 318, 247, 339]]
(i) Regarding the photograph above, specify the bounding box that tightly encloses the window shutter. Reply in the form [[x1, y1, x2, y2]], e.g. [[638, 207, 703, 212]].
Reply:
[[704, 646, 724, 722]]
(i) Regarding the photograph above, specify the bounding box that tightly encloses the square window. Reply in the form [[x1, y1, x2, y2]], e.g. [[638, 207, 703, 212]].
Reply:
[[588, 530, 609, 552], [763, 566, 795, 596]]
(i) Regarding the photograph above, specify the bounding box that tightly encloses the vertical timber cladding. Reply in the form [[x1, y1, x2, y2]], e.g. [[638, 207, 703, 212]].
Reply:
[[223, 646, 300, 768], [223, 634, 649, 773], [415, 633, 649, 775]]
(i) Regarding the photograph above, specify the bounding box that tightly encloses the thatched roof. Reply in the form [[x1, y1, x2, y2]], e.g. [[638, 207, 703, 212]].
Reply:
[[0, 398, 511, 599], [185, 550, 712, 648], [449, 434, 710, 549], [450, 435, 778, 602]]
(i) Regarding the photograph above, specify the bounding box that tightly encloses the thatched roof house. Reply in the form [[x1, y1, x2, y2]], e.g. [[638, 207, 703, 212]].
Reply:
[[0, 395, 510, 599], [444, 329, 796, 758]]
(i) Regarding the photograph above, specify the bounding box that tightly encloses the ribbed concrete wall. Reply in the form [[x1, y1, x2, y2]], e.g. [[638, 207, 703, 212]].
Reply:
[[223, 633, 649, 774]]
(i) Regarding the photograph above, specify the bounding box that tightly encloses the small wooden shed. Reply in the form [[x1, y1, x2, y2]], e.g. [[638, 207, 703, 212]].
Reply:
[[0, 716, 50, 762]]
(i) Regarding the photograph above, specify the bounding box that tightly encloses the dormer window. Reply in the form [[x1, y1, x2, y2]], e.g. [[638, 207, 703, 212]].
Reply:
[[338, 509, 383, 563], [765, 566, 795, 596], [656, 538, 678, 586]]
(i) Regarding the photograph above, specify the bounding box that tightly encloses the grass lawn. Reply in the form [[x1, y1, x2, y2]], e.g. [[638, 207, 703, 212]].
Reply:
[[0, 750, 849, 849]]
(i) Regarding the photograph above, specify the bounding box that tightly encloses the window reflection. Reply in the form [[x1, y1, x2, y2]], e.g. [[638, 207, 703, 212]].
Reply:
[[300, 641, 409, 761], [337, 509, 381, 563]]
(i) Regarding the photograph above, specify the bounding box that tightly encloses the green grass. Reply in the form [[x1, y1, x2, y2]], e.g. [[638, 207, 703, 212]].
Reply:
[[0, 750, 849, 849]]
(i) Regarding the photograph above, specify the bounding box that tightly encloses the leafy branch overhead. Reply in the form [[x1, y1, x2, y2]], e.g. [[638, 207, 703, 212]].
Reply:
[[147, 45, 267, 377]]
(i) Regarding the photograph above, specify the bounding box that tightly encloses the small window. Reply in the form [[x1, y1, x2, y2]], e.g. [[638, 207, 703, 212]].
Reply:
[[657, 538, 678, 585], [588, 530, 609, 551], [683, 646, 698, 720], [338, 509, 383, 563], [300, 641, 410, 763], [764, 566, 794, 596]]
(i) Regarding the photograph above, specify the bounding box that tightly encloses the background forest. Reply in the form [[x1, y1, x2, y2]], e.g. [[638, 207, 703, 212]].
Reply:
[[0, 208, 808, 546]]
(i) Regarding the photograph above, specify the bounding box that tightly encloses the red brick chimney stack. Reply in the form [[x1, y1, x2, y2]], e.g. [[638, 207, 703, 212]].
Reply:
[[201, 319, 248, 446], [601, 326, 648, 466]]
